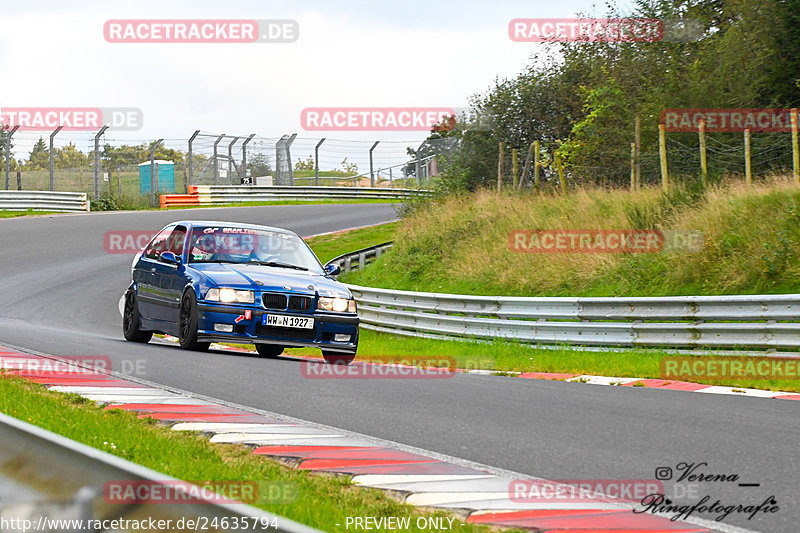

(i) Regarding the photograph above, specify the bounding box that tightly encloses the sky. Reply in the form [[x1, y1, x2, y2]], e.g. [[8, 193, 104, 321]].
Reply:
[[0, 0, 638, 171]]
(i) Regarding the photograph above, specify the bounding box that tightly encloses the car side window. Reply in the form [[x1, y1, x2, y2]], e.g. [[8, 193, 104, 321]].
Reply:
[[167, 226, 188, 257], [144, 227, 174, 260]]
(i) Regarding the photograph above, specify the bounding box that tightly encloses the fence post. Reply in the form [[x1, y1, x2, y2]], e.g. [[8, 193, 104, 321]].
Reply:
[[227, 137, 240, 185], [389, 167, 393, 188], [117, 168, 122, 198], [49, 126, 63, 191], [149, 139, 163, 207], [4, 125, 19, 190], [792, 108, 799, 186], [533, 140, 540, 191], [659, 123, 669, 192], [698, 119, 707, 187], [744, 129, 752, 186], [415, 156, 422, 188], [518, 142, 534, 191], [511, 148, 519, 190], [497, 142, 504, 192], [369, 141, 379, 187], [16, 171, 21, 191], [314, 138, 325, 186], [241, 134, 255, 185], [187, 130, 200, 188], [94, 125, 109, 199], [634, 115, 641, 190], [212, 134, 225, 185], [630, 142, 636, 190], [556, 156, 566, 193]]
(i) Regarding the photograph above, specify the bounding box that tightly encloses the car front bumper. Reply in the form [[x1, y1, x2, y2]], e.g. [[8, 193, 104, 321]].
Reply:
[[196, 303, 359, 353]]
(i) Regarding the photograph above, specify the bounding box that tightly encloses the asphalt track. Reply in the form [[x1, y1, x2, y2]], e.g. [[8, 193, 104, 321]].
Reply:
[[0, 205, 797, 532]]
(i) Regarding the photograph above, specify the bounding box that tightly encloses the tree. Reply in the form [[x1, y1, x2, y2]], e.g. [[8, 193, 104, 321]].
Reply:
[[26, 137, 49, 170], [54, 143, 88, 169]]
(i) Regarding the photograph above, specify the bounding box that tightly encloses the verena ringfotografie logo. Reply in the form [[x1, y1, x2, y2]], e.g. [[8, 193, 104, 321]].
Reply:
[[509, 479, 664, 504], [661, 108, 800, 132], [301, 357, 456, 379], [300, 107, 456, 132], [509, 229, 703, 254], [509, 18, 663, 43], [104, 20, 298, 43], [0, 107, 142, 131]]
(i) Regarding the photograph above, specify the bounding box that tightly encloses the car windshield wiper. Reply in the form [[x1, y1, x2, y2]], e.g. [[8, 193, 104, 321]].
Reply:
[[192, 259, 240, 264], [247, 259, 308, 271]]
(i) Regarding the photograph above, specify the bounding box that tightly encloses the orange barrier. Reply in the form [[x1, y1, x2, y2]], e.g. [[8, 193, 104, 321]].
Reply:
[[160, 194, 200, 208]]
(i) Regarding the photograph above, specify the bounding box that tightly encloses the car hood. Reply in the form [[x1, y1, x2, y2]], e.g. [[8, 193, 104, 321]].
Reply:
[[191, 263, 351, 298]]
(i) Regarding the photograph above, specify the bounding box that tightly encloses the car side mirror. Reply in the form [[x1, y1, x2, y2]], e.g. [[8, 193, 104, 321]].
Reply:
[[160, 251, 181, 265], [324, 263, 341, 276]]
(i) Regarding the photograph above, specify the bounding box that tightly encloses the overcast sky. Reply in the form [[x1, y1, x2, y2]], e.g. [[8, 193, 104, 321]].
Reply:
[[0, 0, 637, 168]]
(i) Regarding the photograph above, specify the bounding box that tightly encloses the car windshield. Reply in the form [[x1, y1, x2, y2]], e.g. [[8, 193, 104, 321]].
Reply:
[[187, 226, 323, 274]]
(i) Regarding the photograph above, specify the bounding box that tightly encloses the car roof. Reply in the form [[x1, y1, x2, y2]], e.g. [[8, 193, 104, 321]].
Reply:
[[170, 221, 299, 237]]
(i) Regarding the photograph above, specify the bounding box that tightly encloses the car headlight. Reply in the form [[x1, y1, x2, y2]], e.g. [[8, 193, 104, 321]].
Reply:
[[204, 288, 255, 304], [318, 297, 356, 313]]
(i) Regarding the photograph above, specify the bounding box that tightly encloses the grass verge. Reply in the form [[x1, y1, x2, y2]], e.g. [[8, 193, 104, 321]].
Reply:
[[0, 375, 504, 533], [0, 209, 59, 218], [281, 330, 800, 393], [305, 221, 398, 264]]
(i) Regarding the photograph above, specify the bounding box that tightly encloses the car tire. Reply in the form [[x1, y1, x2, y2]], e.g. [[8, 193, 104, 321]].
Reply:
[[178, 288, 210, 352], [322, 351, 356, 365], [255, 343, 284, 358], [122, 288, 153, 343]]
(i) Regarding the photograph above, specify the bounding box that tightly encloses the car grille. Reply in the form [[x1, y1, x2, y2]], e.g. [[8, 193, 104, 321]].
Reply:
[[289, 295, 313, 311], [262, 293, 288, 310], [256, 324, 317, 341]]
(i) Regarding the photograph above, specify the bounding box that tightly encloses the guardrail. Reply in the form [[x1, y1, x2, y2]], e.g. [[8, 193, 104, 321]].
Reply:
[[328, 243, 800, 351], [0, 412, 319, 533], [0, 190, 90, 212], [160, 185, 431, 208]]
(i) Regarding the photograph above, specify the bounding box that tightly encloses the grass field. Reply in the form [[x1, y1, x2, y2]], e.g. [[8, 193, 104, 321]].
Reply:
[[0, 375, 501, 533], [0, 209, 59, 218], [343, 176, 800, 297]]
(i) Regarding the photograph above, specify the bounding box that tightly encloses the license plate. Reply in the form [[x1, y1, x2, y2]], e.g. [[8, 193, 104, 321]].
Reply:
[[262, 314, 314, 329]]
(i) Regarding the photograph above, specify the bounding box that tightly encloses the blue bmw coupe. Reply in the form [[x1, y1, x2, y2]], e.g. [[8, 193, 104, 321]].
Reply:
[[123, 221, 358, 365]]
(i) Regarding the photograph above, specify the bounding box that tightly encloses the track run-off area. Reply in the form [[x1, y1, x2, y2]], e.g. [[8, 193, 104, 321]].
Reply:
[[0, 204, 798, 533]]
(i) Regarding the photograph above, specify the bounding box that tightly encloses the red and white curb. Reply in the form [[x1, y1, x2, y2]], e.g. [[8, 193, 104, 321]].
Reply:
[[517, 372, 800, 401], [1, 346, 757, 533]]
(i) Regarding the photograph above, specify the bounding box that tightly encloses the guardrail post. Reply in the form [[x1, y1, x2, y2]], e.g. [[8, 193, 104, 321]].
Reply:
[[49, 126, 63, 191], [188, 130, 200, 188], [4, 125, 19, 190], [314, 138, 325, 186], [241, 134, 255, 184], [369, 141, 379, 187], [212, 134, 225, 185], [227, 136, 241, 185], [149, 139, 163, 207], [93, 126, 109, 199]]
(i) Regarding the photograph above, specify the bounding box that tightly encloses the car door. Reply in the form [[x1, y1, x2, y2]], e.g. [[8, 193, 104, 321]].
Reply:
[[154, 225, 188, 324], [137, 225, 175, 323]]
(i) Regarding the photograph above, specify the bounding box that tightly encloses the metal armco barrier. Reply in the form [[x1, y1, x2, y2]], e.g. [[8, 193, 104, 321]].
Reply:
[[160, 185, 431, 207], [0, 191, 90, 212], [327, 241, 393, 273], [328, 243, 800, 351], [0, 413, 319, 533]]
